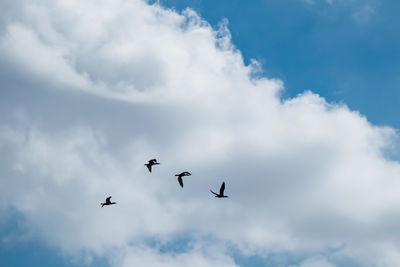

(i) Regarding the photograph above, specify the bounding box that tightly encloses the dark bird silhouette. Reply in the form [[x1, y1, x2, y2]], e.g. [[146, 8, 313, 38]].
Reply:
[[174, 171, 191, 188], [145, 159, 160, 173], [211, 182, 228, 198], [101, 196, 117, 207]]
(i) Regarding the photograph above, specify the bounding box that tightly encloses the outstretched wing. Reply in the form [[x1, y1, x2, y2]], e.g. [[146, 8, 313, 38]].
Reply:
[[106, 196, 112, 204], [219, 182, 225, 196], [178, 176, 183, 188], [146, 164, 152, 172], [150, 159, 157, 164], [210, 190, 218, 196]]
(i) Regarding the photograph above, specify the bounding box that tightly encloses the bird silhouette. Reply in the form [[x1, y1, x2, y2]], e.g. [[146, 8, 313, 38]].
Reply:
[[211, 182, 228, 198], [174, 171, 191, 188], [101, 196, 117, 207], [145, 159, 160, 173]]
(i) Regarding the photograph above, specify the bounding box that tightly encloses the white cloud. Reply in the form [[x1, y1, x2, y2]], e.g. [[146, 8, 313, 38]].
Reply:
[[112, 245, 238, 267], [0, 0, 400, 266]]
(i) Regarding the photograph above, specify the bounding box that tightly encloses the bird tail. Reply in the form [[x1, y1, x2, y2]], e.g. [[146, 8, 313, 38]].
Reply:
[[210, 190, 218, 196]]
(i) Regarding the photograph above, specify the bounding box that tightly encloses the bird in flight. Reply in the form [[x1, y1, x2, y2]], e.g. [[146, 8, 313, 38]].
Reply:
[[101, 196, 117, 207], [175, 171, 191, 188], [145, 159, 160, 173], [210, 182, 228, 198]]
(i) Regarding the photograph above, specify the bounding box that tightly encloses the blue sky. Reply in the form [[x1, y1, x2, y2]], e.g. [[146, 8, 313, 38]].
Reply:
[[1, 0, 400, 266], [160, 0, 400, 128]]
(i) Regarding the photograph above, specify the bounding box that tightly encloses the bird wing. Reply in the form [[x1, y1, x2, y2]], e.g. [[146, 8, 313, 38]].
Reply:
[[183, 171, 191, 176], [106, 196, 112, 204], [146, 164, 152, 172], [219, 182, 225, 195], [210, 190, 218, 196], [150, 159, 157, 163], [178, 177, 183, 188]]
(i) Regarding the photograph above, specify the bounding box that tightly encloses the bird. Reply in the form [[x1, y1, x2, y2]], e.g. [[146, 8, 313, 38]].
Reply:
[[101, 196, 117, 207], [145, 159, 160, 173], [174, 171, 191, 188], [210, 182, 228, 198]]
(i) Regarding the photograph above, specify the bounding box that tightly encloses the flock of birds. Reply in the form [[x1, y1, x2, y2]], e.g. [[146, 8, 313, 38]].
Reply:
[[100, 158, 228, 207]]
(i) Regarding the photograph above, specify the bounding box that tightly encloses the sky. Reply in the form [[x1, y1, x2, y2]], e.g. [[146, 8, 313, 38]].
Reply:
[[160, 0, 400, 129], [0, 0, 400, 266]]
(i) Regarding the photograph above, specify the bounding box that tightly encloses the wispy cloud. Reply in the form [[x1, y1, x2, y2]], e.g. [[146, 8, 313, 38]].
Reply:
[[300, 0, 379, 23], [299, 0, 333, 5], [352, 4, 376, 23]]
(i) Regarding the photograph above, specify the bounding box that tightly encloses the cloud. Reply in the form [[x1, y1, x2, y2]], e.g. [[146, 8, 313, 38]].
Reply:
[[299, 0, 333, 5], [352, 4, 376, 23], [292, 256, 337, 267], [299, 0, 379, 23], [112, 245, 238, 267], [0, 0, 400, 266]]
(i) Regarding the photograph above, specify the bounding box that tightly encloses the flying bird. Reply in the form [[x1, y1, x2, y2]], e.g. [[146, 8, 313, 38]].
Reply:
[[175, 171, 191, 188], [210, 182, 228, 198], [145, 159, 160, 173], [101, 196, 117, 207]]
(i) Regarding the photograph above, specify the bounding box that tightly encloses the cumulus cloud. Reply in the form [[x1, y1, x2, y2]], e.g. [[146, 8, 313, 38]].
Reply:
[[0, 0, 400, 266], [111, 244, 239, 267]]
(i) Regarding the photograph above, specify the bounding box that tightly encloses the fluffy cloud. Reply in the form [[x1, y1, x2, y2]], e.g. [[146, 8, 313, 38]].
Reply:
[[112, 245, 239, 267], [0, 0, 399, 266]]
